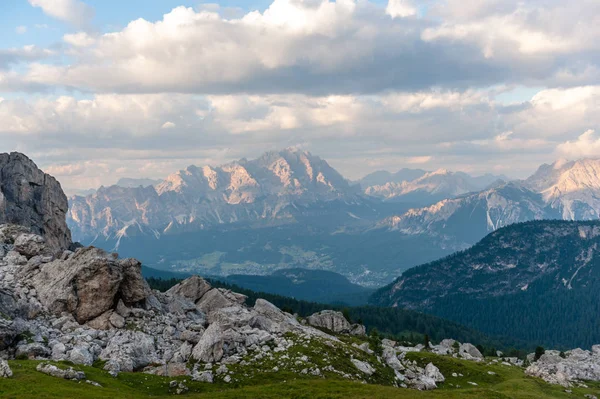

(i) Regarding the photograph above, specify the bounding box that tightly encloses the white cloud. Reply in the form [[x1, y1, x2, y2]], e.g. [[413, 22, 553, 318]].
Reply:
[[557, 130, 600, 158], [386, 0, 417, 18], [161, 121, 176, 129], [63, 32, 96, 47], [15, 26, 28, 34], [0, 0, 595, 96], [407, 156, 432, 164], [28, 0, 94, 28]]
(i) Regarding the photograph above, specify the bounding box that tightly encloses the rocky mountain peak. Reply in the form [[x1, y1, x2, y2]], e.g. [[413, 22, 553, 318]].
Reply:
[[0, 152, 71, 251]]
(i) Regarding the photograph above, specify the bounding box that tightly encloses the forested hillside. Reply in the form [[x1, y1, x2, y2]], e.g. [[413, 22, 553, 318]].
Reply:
[[371, 220, 600, 348]]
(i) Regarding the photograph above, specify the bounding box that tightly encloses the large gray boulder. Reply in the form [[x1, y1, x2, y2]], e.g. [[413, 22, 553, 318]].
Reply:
[[0, 359, 12, 378], [99, 331, 158, 372], [196, 289, 246, 315], [191, 322, 224, 363], [166, 276, 212, 303], [307, 310, 365, 335], [23, 246, 150, 323], [307, 310, 351, 333], [0, 152, 71, 251], [459, 343, 484, 361]]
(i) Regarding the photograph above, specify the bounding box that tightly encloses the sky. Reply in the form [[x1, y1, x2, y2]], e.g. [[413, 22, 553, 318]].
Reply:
[[0, 0, 599, 193]]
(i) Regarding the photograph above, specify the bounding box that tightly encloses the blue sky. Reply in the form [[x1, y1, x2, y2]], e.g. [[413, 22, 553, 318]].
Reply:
[[0, 0, 598, 190]]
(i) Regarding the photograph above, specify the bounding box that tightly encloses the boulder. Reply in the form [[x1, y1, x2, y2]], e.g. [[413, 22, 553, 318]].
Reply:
[[118, 258, 150, 304], [0, 152, 72, 251], [307, 310, 352, 333], [196, 289, 245, 315], [69, 347, 94, 366], [410, 375, 438, 390], [99, 330, 158, 372], [351, 359, 375, 375], [425, 363, 445, 382], [13, 234, 50, 259], [25, 247, 149, 323], [0, 359, 12, 378], [166, 276, 212, 303], [192, 322, 224, 362], [459, 343, 484, 361]]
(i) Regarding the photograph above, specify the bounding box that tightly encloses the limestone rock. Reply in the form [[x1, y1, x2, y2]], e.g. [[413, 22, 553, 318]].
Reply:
[[351, 358, 375, 375], [166, 276, 212, 303], [192, 322, 224, 362], [192, 370, 214, 383], [0, 152, 72, 251], [307, 310, 351, 333], [0, 359, 12, 378], [25, 246, 148, 323], [196, 289, 245, 315], [425, 363, 445, 382], [13, 234, 50, 259], [100, 330, 158, 372], [459, 343, 483, 361], [118, 258, 150, 304], [36, 362, 85, 381], [526, 348, 600, 387], [69, 347, 93, 366]]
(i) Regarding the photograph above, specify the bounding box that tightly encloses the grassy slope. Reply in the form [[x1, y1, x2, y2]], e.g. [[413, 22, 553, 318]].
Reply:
[[3, 354, 600, 399]]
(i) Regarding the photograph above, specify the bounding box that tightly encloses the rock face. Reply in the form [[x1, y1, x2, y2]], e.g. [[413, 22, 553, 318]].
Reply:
[[526, 346, 600, 387], [0, 153, 71, 251], [21, 245, 150, 323], [307, 310, 366, 336]]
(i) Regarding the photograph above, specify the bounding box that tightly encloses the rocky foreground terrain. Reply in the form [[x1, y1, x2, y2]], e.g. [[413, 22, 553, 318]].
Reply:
[[1, 152, 600, 398]]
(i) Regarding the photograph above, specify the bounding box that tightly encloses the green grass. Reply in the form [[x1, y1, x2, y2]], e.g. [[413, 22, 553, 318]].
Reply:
[[2, 353, 600, 399]]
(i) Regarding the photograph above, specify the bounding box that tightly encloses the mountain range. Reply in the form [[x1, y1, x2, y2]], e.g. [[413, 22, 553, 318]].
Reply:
[[362, 169, 506, 204], [65, 150, 600, 287], [378, 158, 600, 253]]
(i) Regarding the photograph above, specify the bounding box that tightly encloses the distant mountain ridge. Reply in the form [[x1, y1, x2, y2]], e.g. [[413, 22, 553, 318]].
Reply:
[[376, 158, 600, 252], [360, 168, 507, 205], [68, 148, 360, 243]]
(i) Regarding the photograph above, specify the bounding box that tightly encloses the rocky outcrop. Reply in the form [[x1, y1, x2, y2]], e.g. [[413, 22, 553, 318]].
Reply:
[[20, 244, 150, 324], [0, 153, 71, 251], [36, 362, 85, 381], [526, 346, 600, 387], [307, 310, 366, 336]]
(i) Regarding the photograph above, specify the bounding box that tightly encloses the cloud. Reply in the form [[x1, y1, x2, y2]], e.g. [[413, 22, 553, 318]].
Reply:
[[28, 0, 94, 28], [15, 26, 28, 34], [3, 0, 593, 96], [386, 0, 417, 18], [406, 156, 432, 164], [0, 46, 54, 70], [2, 84, 599, 187], [63, 32, 96, 47], [44, 162, 86, 176], [556, 130, 600, 158]]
